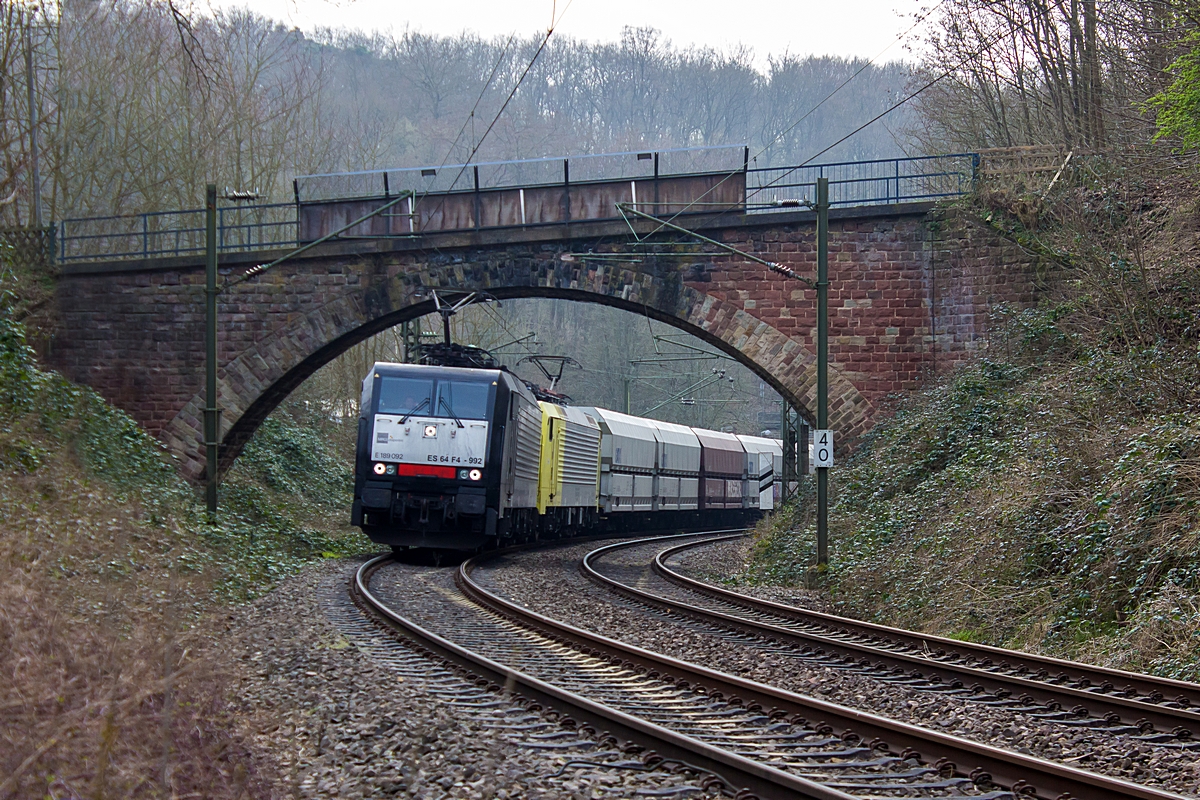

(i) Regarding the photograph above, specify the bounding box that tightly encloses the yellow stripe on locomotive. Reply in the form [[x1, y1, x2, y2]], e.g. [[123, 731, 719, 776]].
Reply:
[[537, 402, 565, 514]]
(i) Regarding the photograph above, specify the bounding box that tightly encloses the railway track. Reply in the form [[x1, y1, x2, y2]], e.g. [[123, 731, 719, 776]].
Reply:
[[351, 534, 1192, 800], [583, 533, 1200, 744]]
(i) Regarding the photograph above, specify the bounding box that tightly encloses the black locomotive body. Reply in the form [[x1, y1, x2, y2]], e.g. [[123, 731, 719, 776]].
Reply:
[[353, 362, 542, 550]]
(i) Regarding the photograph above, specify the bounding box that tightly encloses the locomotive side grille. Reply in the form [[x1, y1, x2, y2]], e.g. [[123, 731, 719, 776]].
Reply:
[[561, 424, 601, 486], [512, 403, 542, 483]]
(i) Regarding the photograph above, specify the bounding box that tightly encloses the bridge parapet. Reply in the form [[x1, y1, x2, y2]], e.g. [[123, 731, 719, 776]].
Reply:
[[55, 148, 978, 264]]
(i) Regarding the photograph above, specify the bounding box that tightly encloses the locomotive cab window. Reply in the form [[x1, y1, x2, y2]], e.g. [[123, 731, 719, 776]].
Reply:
[[436, 380, 492, 420], [377, 377, 434, 416]]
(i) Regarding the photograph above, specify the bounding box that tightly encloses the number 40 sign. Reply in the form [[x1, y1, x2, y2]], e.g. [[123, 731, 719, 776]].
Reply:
[[813, 430, 834, 468]]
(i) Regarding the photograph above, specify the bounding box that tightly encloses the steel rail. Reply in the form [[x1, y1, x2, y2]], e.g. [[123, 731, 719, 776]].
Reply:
[[646, 534, 1200, 737], [565, 533, 1187, 800], [352, 551, 858, 800]]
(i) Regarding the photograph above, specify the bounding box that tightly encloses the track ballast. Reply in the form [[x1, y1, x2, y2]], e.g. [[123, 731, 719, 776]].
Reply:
[[351, 532, 1195, 800]]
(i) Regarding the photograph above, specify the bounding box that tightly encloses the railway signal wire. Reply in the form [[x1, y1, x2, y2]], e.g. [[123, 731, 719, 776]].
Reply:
[[411, 1, 576, 227]]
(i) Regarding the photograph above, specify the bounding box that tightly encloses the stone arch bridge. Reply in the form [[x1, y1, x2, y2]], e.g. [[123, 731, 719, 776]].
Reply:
[[45, 203, 1039, 481]]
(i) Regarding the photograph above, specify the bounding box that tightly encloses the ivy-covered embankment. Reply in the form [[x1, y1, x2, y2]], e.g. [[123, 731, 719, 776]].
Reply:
[[745, 162, 1200, 682], [0, 258, 368, 798]]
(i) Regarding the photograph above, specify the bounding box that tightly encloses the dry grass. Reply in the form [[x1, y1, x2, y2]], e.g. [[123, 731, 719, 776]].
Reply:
[[0, 427, 272, 799]]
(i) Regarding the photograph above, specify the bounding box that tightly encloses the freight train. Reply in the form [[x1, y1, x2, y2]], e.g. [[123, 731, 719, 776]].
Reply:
[[352, 361, 783, 551]]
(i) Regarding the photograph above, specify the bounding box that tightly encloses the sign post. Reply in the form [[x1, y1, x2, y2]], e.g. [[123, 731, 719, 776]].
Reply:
[[815, 177, 829, 568]]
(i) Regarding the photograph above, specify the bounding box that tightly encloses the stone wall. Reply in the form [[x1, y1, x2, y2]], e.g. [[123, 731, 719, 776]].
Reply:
[[927, 207, 1048, 364]]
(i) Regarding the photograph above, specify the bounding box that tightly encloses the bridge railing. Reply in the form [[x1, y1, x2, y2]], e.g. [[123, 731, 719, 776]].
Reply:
[[746, 153, 980, 211], [291, 145, 749, 202], [56, 151, 979, 264], [57, 202, 298, 263]]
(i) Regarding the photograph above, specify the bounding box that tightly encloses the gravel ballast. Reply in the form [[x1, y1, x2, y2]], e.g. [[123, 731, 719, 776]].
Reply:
[[665, 535, 836, 611], [220, 557, 719, 799], [471, 537, 1200, 798]]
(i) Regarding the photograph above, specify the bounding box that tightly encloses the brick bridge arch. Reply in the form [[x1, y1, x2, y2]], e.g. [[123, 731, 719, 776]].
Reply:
[[168, 275, 867, 480], [47, 205, 1041, 481]]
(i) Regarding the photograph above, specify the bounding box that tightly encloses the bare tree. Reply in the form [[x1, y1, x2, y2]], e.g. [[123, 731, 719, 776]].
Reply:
[[908, 0, 1190, 153], [0, 1, 48, 227]]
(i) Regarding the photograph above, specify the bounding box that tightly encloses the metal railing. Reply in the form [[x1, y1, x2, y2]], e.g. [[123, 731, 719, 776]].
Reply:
[[58, 202, 297, 263], [56, 151, 979, 264], [746, 153, 979, 211]]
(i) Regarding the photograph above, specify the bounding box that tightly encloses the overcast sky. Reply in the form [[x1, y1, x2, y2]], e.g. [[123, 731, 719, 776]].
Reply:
[[205, 0, 929, 67]]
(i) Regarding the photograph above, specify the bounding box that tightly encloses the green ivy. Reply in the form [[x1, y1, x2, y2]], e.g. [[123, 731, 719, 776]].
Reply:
[[0, 270, 39, 418], [1147, 31, 1200, 152]]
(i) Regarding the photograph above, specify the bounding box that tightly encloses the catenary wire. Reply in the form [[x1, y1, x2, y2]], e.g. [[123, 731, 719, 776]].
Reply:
[[431, 33, 519, 175], [413, 0, 575, 222], [638, 3, 1025, 241]]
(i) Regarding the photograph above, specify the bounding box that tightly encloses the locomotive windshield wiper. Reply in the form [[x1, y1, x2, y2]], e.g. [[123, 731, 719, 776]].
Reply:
[[397, 397, 430, 423], [438, 396, 465, 429]]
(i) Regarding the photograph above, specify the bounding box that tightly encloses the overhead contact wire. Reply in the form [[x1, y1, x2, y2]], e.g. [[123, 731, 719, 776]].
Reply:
[[638, 3, 1027, 243], [428, 32, 519, 180], [414, 0, 575, 225]]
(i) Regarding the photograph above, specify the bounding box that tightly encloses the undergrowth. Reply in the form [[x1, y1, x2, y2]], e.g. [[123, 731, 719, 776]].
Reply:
[[0, 255, 367, 798], [744, 155, 1200, 680]]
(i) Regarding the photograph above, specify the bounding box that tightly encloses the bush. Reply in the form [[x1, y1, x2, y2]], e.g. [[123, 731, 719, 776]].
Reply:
[[1148, 31, 1200, 152], [744, 173, 1200, 679]]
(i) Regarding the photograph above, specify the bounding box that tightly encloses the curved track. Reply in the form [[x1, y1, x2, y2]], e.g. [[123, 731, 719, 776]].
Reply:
[[351, 532, 1192, 800], [585, 533, 1200, 742]]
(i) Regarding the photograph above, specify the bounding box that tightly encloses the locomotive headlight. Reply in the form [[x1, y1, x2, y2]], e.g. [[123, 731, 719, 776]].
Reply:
[[372, 462, 386, 475], [458, 469, 469, 480], [468, 469, 482, 481], [423, 425, 438, 438], [386, 464, 396, 475]]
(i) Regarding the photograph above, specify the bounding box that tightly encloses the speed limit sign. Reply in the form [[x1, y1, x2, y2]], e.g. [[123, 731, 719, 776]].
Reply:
[[814, 429, 833, 468]]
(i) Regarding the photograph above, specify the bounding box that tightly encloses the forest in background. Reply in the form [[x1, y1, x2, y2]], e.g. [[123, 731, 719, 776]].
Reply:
[[0, 0, 1192, 226], [0, 0, 914, 226]]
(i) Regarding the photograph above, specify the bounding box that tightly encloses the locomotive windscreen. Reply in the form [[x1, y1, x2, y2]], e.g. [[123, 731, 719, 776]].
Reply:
[[378, 377, 434, 416], [436, 381, 491, 420]]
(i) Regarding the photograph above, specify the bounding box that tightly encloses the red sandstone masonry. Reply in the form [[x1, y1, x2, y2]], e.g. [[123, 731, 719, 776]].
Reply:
[[46, 206, 1041, 480]]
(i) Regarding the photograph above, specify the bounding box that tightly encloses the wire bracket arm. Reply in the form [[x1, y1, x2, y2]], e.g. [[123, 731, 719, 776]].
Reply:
[[227, 191, 414, 291], [616, 203, 815, 288]]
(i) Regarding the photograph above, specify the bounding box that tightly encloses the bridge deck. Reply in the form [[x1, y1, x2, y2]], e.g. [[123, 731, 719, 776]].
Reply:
[[300, 171, 745, 241]]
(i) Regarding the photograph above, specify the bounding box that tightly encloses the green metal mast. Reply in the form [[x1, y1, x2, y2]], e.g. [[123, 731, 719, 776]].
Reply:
[[816, 177, 829, 567], [205, 184, 219, 519], [402, 318, 423, 363]]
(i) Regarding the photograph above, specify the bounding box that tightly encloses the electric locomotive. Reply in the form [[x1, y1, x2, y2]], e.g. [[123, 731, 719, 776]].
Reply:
[[352, 361, 543, 550]]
